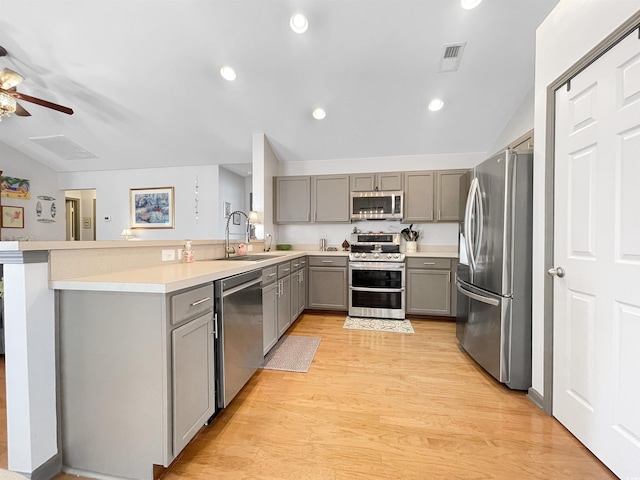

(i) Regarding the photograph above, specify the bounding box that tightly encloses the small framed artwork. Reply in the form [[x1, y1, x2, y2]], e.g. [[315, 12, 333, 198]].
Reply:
[[1, 176, 30, 199], [130, 187, 175, 229], [232, 212, 241, 225], [1, 205, 25, 228]]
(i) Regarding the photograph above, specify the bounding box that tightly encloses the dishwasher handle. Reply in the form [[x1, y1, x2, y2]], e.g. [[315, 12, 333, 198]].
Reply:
[[222, 277, 262, 297]]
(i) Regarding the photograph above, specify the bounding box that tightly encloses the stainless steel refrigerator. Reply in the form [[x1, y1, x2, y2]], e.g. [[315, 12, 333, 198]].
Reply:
[[455, 149, 533, 390]]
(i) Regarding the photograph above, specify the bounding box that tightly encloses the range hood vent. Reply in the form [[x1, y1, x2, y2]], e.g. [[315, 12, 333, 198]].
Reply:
[[438, 42, 466, 72]]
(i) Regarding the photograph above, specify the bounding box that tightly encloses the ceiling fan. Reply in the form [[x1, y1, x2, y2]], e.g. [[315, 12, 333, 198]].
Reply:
[[0, 45, 74, 118]]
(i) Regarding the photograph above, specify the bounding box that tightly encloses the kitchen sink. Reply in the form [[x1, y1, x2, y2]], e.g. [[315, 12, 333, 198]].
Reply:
[[215, 254, 283, 262]]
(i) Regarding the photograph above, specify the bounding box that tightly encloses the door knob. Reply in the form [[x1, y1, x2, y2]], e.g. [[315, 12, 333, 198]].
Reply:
[[547, 266, 566, 278]]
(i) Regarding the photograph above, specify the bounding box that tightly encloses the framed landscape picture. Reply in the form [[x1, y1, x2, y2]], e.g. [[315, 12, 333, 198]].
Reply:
[[1, 205, 25, 228], [130, 187, 174, 228]]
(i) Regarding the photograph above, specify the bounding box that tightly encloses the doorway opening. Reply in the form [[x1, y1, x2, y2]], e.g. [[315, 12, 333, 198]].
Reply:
[[65, 189, 96, 241]]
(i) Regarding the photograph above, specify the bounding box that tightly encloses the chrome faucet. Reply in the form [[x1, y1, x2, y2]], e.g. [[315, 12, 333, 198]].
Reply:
[[225, 210, 251, 258]]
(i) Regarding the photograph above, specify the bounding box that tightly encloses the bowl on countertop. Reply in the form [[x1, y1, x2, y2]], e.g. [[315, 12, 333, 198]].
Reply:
[[276, 244, 292, 250]]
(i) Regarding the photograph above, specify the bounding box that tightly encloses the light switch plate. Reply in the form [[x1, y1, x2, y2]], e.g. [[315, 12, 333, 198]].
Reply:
[[161, 249, 175, 261]]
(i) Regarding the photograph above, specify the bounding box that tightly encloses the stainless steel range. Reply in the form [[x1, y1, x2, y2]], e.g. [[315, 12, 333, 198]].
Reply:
[[348, 233, 406, 320]]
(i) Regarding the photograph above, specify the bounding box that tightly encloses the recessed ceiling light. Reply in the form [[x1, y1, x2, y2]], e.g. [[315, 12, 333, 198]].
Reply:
[[461, 0, 482, 10], [290, 13, 309, 34], [428, 99, 444, 112], [220, 66, 237, 81], [312, 108, 326, 120]]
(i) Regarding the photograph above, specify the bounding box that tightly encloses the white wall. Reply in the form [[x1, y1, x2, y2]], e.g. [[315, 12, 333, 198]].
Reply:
[[487, 87, 535, 156], [532, 0, 640, 397], [278, 152, 484, 177], [59, 165, 221, 240], [0, 142, 65, 240], [219, 166, 249, 241], [252, 133, 279, 249]]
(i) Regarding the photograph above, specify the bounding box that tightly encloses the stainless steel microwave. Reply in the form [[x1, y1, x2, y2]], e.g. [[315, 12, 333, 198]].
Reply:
[[350, 191, 403, 220]]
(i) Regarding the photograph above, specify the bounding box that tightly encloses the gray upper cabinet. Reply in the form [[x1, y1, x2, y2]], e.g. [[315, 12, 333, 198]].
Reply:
[[403, 171, 434, 222], [274, 176, 311, 223], [312, 175, 350, 223], [350, 172, 402, 191], [435, 169, 467, 222]]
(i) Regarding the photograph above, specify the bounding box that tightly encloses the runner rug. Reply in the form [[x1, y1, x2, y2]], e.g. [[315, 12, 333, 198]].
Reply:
[[260, 335, 321, 373], [343, 316, 414, 334]]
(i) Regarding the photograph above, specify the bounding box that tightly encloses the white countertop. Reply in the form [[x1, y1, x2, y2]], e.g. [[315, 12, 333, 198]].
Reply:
[[50, 248, 457, 294]]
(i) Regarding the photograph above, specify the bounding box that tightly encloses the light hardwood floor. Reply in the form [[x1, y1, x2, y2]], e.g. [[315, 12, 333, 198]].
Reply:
[[5, 314, 616, 479]]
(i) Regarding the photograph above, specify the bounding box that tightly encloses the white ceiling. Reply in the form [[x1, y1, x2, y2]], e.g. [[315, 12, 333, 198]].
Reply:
[[0, 0, 559, 174]]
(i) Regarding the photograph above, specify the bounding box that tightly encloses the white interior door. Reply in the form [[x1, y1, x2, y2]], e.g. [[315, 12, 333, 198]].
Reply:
[[553, 30, 640, 477]]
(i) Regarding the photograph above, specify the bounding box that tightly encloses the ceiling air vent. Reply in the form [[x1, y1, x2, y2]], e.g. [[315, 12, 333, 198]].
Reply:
[[438, 42, 466, 73], [29, 135, 97, 160]]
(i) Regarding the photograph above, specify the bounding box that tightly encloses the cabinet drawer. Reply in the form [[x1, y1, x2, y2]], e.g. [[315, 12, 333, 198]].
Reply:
[[278, 261, 292, 278], [262, 266, 278, 286], [290, 258, 302, 272], [406, 257, 452, 270], [308, 256, 348, 267], [170, 284, 214, 325]]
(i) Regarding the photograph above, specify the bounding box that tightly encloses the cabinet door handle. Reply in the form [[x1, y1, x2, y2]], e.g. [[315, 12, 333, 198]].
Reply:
[[322, 260, 333, 263], [267, 273, 277, 277], [283, 268, 290, 273], [423, 262, 436, 265], [190, 297, 211, 307]]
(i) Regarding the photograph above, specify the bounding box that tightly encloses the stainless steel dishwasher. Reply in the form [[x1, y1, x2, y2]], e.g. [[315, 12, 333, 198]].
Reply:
[[214, 269, 263, 409]]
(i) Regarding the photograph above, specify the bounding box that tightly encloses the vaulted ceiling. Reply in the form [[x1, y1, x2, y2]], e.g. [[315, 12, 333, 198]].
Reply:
[[0, 0, 558, 174]]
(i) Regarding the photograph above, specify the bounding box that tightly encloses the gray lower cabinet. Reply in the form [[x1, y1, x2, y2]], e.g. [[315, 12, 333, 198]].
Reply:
[[290, 261, 300, 323], [406, 257, 456, 316], [308, 256, 348, 310], [58, 283, 215, 480], [296, 257, 307, 316], [277, 261, 292, 337], [262, 265, 279, 354], [172, 312, 215, 454], [263, 258, 308, 353]]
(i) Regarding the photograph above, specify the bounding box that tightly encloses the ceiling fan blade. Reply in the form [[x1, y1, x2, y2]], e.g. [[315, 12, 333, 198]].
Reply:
[[0, 68, 24, 90], [14, 102, 31, 117], [11, 91, 73, 115]]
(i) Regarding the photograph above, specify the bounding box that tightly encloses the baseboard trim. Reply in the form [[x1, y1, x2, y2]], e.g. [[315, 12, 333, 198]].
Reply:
[[527, 387, 545, 412], [20, 452, 61, 480]]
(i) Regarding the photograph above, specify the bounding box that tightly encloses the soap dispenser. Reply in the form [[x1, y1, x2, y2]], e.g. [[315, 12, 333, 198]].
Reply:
[[183, 240, 194, 263]]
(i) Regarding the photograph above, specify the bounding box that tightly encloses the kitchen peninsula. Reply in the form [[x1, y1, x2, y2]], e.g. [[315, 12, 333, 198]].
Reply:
[[0, 240, 456, 480]]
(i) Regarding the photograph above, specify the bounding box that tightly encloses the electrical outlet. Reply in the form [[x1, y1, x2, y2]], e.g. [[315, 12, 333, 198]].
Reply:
[[246, 244, 253, 252], [177, 249, 183, 260], [161, 249, 175, 261]]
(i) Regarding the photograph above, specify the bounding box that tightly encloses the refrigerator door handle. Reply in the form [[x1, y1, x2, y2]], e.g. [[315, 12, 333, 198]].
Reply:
[[464, 177, 479, 270], [456, 279, 500, 306], [474, 180, 483, 264]]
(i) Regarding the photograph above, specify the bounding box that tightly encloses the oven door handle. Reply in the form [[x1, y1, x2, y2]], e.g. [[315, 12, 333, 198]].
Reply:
[[349, 286, 405, 293], [349, 262, 405, 270]]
